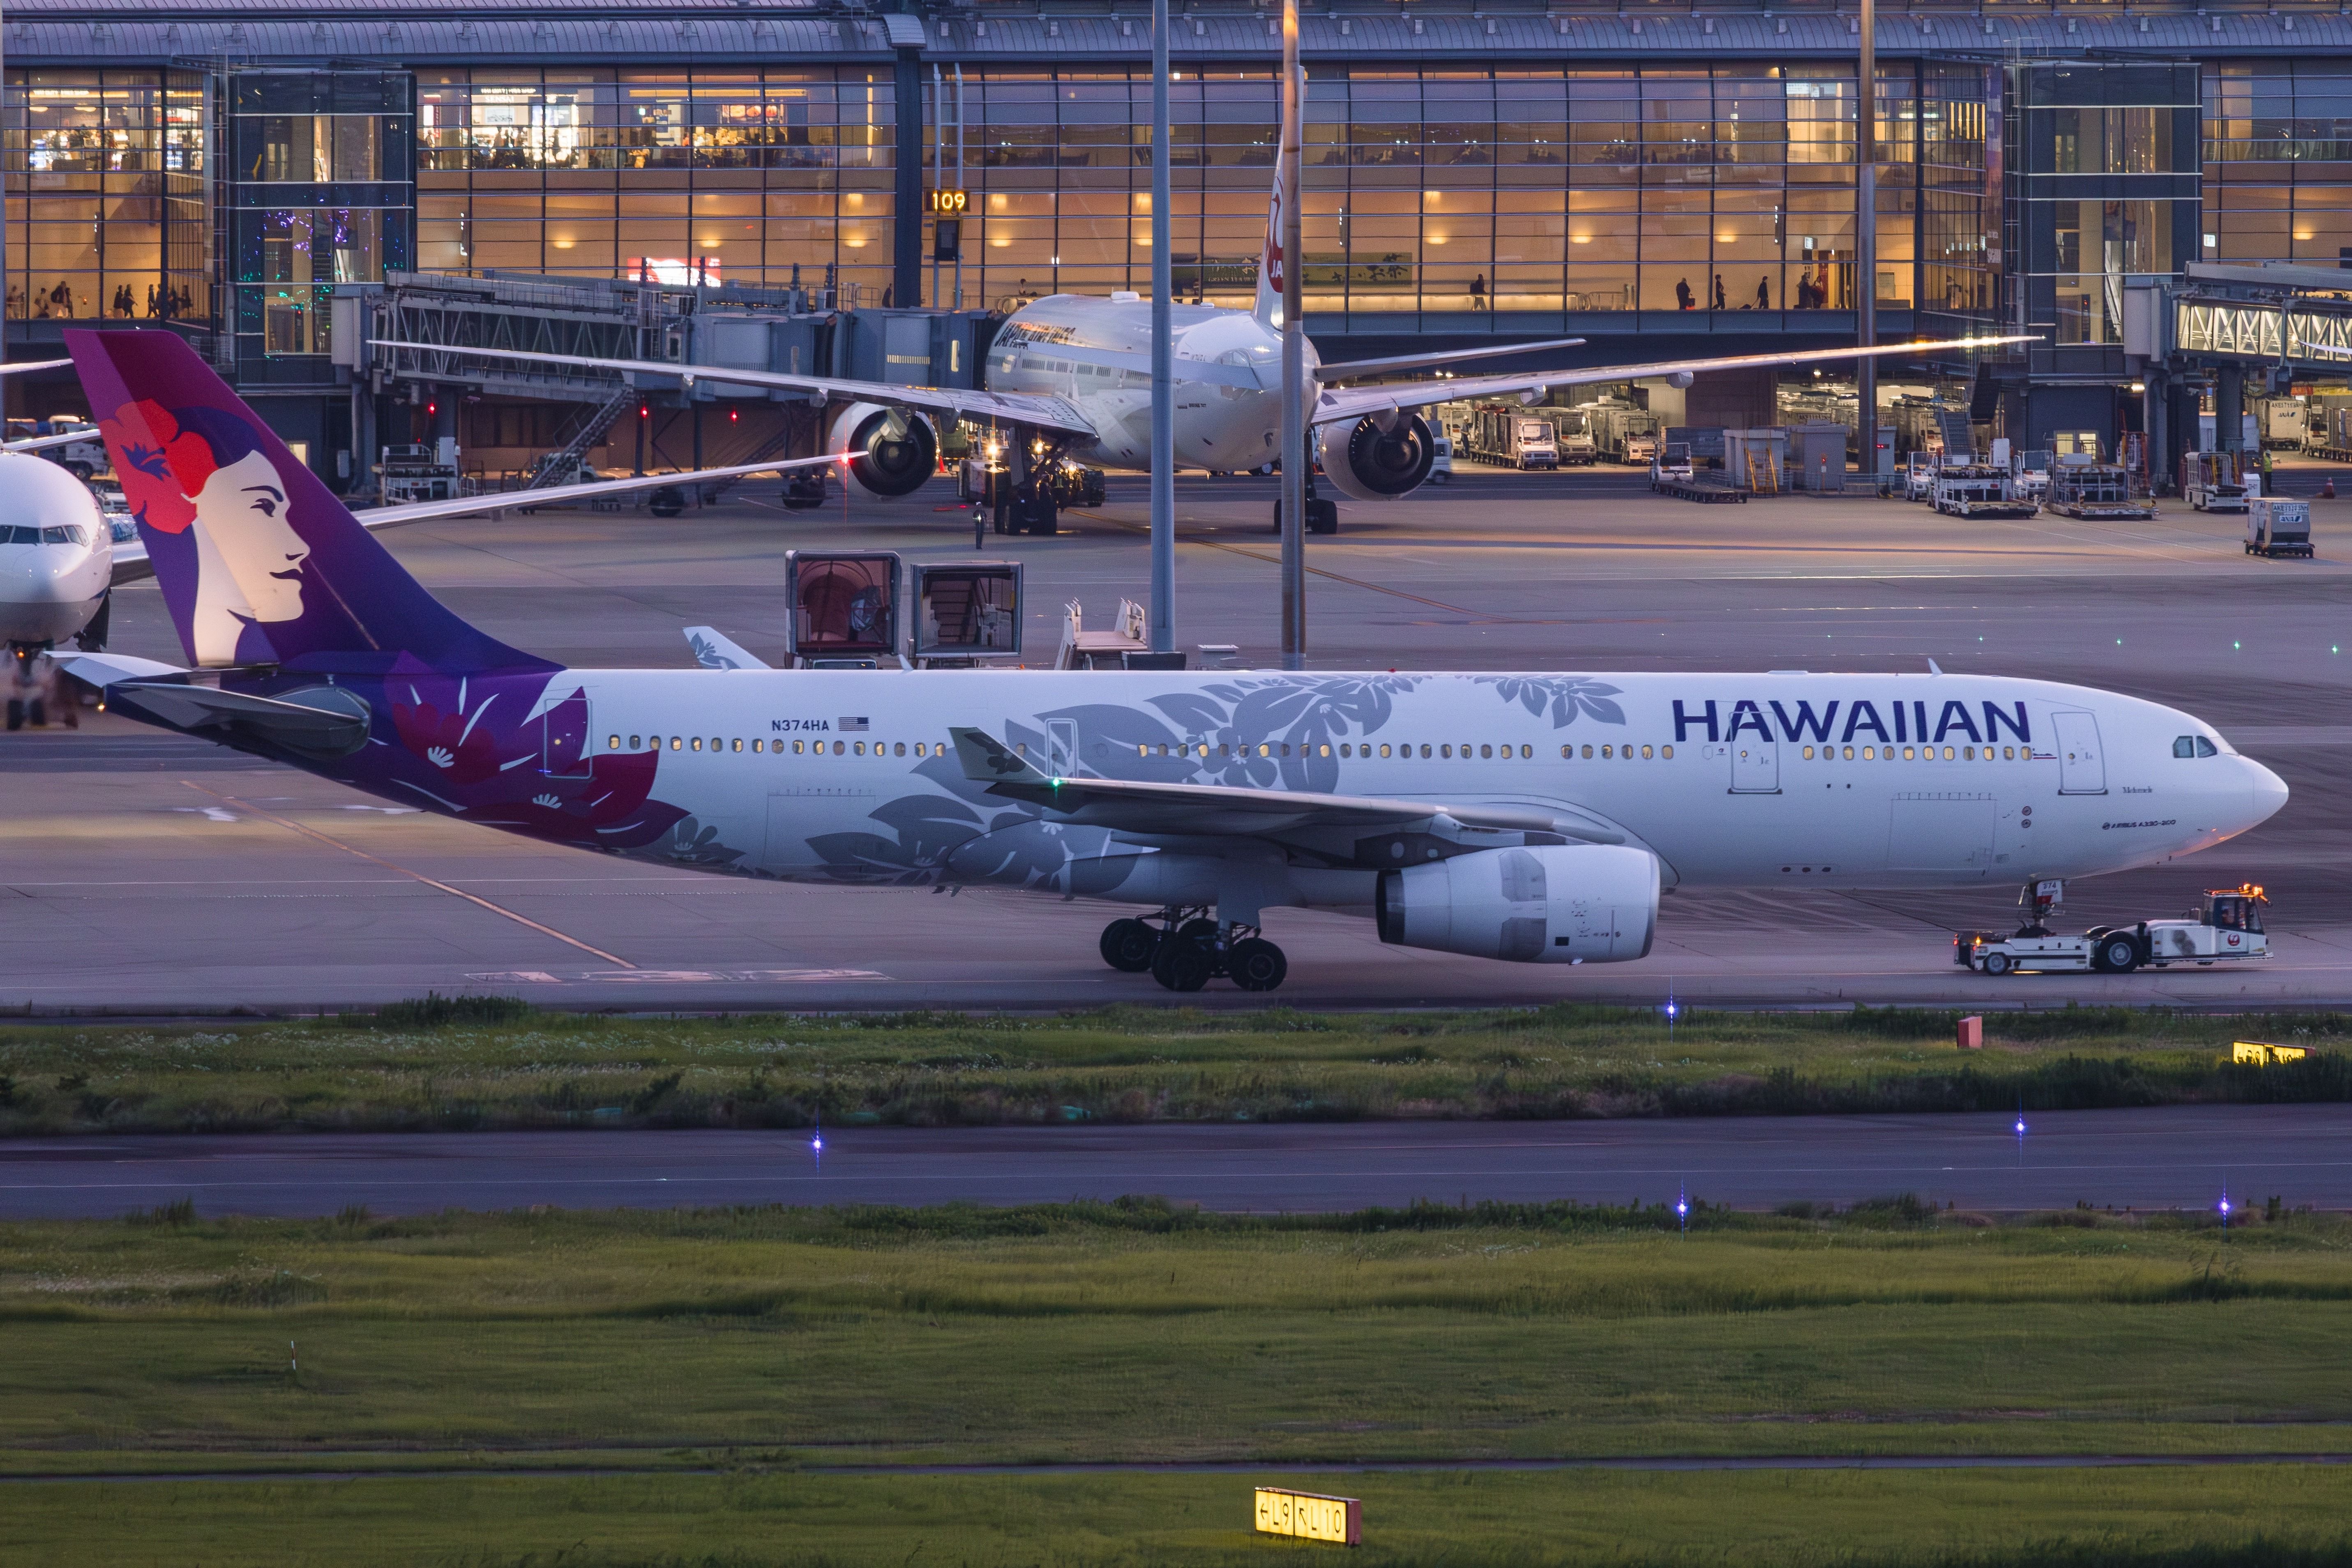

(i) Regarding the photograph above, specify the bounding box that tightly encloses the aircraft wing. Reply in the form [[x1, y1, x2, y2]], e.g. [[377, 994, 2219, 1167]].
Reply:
[[370, 339, 1101, 443], [108, 454, 844, 587], [345, 452, 843, 528], [1315, 337, 1586, 382], [947, 726, 1624, 843], [0, 358, 71, 376], [4, 429, 94, 454], [1310, 334, 2038, 428]]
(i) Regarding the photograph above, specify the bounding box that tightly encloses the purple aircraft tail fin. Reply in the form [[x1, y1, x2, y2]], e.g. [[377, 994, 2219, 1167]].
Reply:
[[67, 328, 545, 673]]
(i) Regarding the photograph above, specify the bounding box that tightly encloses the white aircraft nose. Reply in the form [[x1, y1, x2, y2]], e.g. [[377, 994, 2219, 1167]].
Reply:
[[2245, 756, 2289, 828]]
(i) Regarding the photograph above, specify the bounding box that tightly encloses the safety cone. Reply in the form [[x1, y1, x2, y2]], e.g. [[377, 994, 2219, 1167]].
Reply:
[[2325, 477, 2338, 500]]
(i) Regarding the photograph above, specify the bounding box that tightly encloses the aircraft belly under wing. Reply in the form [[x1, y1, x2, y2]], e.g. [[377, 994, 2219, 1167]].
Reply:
[[370, 339, 1100, 443], [1310, 333, 2037, 429], [947, 725, 1626, 863]]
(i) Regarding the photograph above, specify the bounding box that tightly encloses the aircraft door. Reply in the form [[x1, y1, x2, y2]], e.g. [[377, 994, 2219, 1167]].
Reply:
[[540, 697, 592, 778], [1048, 719, 1079, 777], [1729, 737, 1779, 793], [2052, 710, 2106, 794]]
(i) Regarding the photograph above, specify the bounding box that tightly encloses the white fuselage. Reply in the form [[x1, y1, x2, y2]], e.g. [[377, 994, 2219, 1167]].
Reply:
[[0, 453, 109, 647], [984, 295, 1314, 472], [502, 669, 2283, 922]]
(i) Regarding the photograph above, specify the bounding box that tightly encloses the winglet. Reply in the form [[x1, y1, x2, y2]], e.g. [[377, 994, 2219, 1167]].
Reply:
[[685, 627, 772, 671], [948, 725, 1054, 785], [1928, 658, 1944, 675]]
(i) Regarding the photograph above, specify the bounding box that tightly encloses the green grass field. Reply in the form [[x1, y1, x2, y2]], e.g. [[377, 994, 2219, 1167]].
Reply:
[[14, 1467, 2352, 1568], [7, 1201, 2352, 1563], [4, 998, 2350, 1135]]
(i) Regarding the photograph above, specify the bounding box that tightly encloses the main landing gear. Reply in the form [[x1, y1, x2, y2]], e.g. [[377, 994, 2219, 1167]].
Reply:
[[1098, 909, 1287, 993]]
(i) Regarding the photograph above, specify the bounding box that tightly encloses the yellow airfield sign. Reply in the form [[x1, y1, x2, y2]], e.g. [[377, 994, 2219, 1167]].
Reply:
[[1254, 1487, 1361, 1545]]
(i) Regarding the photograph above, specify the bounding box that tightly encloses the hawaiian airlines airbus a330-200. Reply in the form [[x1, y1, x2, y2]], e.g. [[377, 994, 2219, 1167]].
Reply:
[[53, 331, 2285, 992], [373, 182, 2036, 531]]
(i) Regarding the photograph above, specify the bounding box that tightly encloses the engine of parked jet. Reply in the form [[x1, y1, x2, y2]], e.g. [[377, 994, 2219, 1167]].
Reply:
[[827, 402, 939, 498], [1376, 844, 1659, 964], [1314, 412, 1437, 501]]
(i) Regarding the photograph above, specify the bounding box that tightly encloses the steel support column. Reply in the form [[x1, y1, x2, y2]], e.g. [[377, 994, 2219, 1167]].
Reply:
[[892, 45, 925, 311], [1148, 0, 1176, 655]]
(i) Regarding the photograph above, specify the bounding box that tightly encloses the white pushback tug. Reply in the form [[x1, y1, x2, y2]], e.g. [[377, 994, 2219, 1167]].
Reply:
[[1958, 879, 2271, 976]]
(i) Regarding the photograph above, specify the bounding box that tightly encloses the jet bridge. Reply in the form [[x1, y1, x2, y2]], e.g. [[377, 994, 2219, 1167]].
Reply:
[[2124, 262, 2352, 487], [333, 270, 998, 498]]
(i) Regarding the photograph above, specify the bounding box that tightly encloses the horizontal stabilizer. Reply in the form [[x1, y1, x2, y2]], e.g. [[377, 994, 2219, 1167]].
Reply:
[[685, 627, 772, 670], [103, 679, 373, 759], [48, 651, 187, 687]]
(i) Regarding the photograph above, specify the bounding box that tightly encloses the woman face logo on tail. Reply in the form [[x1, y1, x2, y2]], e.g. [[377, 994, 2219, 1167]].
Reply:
[[101, 399, 310, 665]]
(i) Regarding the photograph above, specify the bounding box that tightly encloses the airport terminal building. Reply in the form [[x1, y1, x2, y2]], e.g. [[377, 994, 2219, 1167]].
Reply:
[[0, 0, 2342, 477]]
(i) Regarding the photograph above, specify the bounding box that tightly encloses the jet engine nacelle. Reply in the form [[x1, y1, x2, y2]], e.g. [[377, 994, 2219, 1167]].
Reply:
[[1663, 370, 1695, 389], [1377, 844, 1658, 964], [827, 401, 939, 498], [1314, 412, 1436, 501]]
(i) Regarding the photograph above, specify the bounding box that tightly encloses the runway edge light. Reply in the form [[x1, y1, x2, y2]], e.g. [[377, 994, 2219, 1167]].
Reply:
[[1254, 1487, 1361, 1546]]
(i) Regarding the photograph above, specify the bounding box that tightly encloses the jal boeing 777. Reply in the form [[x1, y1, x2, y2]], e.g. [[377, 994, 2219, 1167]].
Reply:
[[376, 184, 2032, 518], [53, 330, 2285, 992]]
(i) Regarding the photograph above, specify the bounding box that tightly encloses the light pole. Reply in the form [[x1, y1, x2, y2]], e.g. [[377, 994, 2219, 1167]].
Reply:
[[1149, 0, 1176, 654], [1856, 0, 1878, 484], [1278, 0, 1305, 669]]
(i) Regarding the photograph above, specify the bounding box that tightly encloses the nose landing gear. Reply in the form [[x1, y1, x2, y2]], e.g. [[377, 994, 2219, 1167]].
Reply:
[[1096, 909, 1289, 992]]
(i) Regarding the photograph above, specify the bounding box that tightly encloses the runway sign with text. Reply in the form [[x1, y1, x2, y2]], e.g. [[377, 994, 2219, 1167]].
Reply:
[[1254, 1487, 1360, 1545]]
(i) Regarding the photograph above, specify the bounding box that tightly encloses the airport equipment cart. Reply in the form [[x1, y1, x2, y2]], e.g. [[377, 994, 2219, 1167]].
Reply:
[[2047, 459, 2153, 520], [2186, 451, 2251, 513], [2246, 496, 2314, 557], [1932, 464, 2038, 518]]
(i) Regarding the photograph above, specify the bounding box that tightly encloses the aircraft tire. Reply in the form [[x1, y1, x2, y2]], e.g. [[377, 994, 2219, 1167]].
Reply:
[[1099, 918, 1159, 973], [1158, 944, 1212, 992], [1228, 937, 1287, 992]]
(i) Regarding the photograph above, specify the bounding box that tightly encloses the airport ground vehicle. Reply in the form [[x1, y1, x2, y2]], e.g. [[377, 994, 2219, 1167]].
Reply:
[[1903, 451, 1940, 502], [1652, 441, 1697, 483], [1426, 435, 1455, 483], [2046, 459, 2153, 520], [2258, 396, 2307, 451], [1932, 464, 2037, 517], [2011, 449, 2054, 499], [1586, 401, 1662, 464], [1555, 413, 1598, 466], [2186, 450, 2251, 513], [5, 418, 106, 481], [1464, 407, 1560, 469], [2246, 496, 2313, 557], [1958, 883, 2271, 975]]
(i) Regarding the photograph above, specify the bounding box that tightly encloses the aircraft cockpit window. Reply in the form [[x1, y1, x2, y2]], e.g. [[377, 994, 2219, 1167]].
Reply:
[[2198, 736, 2218, 756], [0, 526, 36, 543], [41, 525, 85, 546], [2174, 735, 2219, 758]]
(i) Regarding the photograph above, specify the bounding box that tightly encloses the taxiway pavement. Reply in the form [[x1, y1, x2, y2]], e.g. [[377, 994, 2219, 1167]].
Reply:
[[0, 1103, 2335, 1218], [6, 470, 2352, 1013]]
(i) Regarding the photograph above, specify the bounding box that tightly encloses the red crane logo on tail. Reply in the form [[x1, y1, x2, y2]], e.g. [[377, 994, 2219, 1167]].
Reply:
[[1265, 189, 1285, 293]]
